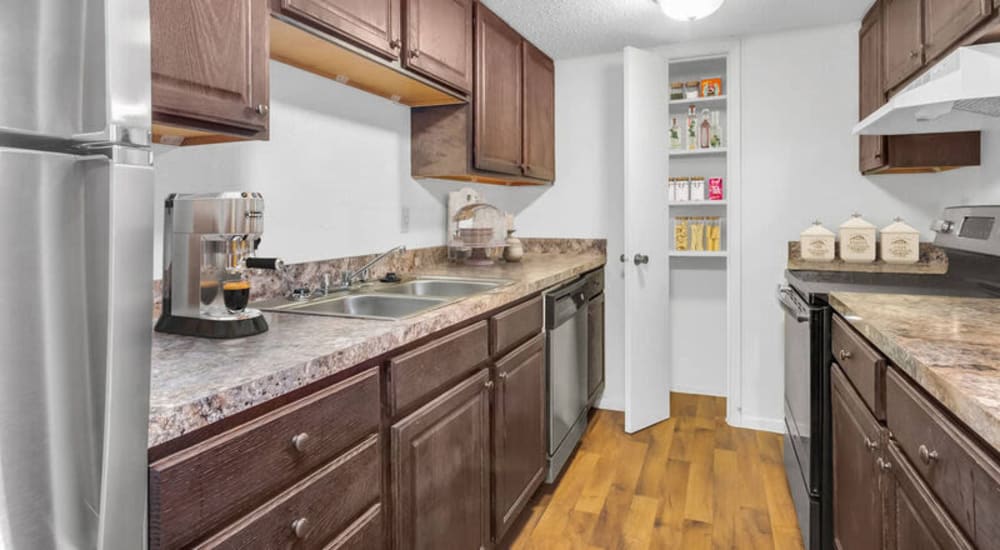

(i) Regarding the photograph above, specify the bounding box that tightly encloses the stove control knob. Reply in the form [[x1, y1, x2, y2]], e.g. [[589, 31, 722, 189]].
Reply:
[[931, 219, 955, 234]]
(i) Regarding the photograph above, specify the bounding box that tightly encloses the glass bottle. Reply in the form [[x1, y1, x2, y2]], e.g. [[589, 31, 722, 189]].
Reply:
[[686, 105, 698, 151], [710, 111, 723, 148], [699, 109, 711, 149], [670, 116, 682, 150]]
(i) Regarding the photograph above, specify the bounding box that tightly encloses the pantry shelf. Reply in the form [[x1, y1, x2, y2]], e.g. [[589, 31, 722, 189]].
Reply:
[[669, 200, 727, 206], [670, 148, 727, 157], [669, 251, 728, 258], [669, 95, 727, 111]]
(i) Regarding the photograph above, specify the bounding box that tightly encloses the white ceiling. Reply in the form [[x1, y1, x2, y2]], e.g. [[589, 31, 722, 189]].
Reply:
[[480, 0, 872, 59]]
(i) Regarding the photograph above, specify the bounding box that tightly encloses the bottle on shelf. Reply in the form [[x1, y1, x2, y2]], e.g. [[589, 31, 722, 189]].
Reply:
[[686, 105, 698, 151], [710, 111, 723, 148], [670, 116, 682, 150], [699, 109, 711, 149]]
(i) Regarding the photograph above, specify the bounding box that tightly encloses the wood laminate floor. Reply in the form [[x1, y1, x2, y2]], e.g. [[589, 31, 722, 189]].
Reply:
[[505, 393, 805, 550]]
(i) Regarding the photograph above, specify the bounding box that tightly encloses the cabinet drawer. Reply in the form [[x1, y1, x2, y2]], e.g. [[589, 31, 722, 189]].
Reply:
[[388, 320, 488, 416], [196, 436, 381, 549], [490, 295, 543, 357], [886, 368, 1000, 547], [832, 314, 887, 420], [149, 369, 380, 550], [326, 504, 384, 549]]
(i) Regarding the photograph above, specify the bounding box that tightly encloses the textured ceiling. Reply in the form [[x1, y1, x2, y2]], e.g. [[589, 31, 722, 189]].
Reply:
[[480, 0, 871, 59]]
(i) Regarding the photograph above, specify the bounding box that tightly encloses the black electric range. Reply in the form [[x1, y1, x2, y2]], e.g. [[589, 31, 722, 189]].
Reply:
[[779, 205, 1000, 550]]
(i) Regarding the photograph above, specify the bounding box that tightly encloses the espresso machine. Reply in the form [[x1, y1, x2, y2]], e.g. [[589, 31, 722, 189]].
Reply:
[[156, 192, 283, 338]]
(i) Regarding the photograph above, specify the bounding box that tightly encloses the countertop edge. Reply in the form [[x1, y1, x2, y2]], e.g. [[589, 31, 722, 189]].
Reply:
[[829, 292, 1000, 454], [149, 255, 605, 448]]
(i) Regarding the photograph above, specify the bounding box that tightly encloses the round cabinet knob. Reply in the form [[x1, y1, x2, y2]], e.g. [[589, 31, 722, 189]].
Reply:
[[909, 49, 920, 58], [389, 38, 402, 50], [410, 48, 421, 59], [255, 104, 269, 116], [485, 380, 494, 389], [918, 444, 939, 465], [876, 457, 892, 472], [498, 371, 508, 380], [291, 517, 311, 539], [839, 349, 853, 361], [863, 436, 879, 452], [291, 432, 311, 453]]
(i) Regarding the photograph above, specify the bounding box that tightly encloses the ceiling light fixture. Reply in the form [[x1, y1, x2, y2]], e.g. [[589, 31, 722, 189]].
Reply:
[[655, 0, 725, 21]]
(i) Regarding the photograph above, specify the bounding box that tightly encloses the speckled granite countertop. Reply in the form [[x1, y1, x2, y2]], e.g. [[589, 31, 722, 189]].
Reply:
[[149, 252, 605, 448], [830, 292, 1000, 452]]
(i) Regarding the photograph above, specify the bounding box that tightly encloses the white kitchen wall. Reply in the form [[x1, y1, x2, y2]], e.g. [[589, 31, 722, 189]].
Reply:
[[740, 22, 1000, 430], [153, 60, 608, 277]]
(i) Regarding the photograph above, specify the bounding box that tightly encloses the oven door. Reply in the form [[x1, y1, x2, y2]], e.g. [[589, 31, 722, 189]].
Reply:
[[778, 284, 827, 496]]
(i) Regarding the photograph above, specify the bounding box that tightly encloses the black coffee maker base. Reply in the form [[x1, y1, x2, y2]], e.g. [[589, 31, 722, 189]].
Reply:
[[155, 312, 269, 339]]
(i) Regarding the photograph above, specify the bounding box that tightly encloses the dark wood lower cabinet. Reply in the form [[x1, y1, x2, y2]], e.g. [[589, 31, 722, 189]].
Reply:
[[492, 335, 546, 541], [391, 369, 492, 550], [883, 442, 974, 549], [831, 364, 884, 550]]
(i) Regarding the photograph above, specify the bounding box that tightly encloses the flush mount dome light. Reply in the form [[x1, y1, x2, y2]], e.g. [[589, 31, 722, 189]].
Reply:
[[656, 0, 725, 21]]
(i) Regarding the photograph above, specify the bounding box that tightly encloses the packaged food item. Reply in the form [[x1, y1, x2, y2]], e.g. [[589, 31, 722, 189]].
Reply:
[[839, 213, 877, 263], [685, 81, 700, 99], [690, 177, 706, 201], [708, 178, 724, 200], [799, 221, 835, 262], [705, 217, 723, 251], [675, 177, 691, 201], [880, 217, 920, 264], [670, 82, 685, 100], [700, 77, 723, 97], [689, 217, 706, 251], [674, 217, 690, 250]]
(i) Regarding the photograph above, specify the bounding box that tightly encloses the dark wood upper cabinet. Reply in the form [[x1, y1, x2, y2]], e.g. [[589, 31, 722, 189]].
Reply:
[[150, 0, 270, 144], [391, 369, 492, 550], [522, 41, 556, 181], [831, 365, 884, 550], [924, 0, 992, 59], [474, 3, 524, 176], [275, 0, 402, 60], [404, 0, 474, 94], [492, 336, 546, 541], [860, 7, 888, 173], [884, 0, 925, 90]]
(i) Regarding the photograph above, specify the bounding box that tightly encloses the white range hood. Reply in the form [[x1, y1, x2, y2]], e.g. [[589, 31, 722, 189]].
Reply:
[[854, 43, 1000, 136]]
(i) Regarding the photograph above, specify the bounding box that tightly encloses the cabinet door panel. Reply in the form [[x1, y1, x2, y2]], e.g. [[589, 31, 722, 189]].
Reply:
[[884, 0, 924, 90], [522, 41, 555, 181], [493, 336, 546, 540], [884, 443, 974, 550], [279, 0, 401, 60], [831, 365, 883, 550], [151, 0, 269, 133], [474, 3, 523, 176], [405, 0, 474, 93], [391, 370, 491, 550], [924, 0, 991, 60], [587, 294, 605, 403], [859, 9, 887, 173]]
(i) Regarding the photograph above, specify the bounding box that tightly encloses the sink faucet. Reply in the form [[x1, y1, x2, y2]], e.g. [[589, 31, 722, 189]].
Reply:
[[340, 245, 407, 288]]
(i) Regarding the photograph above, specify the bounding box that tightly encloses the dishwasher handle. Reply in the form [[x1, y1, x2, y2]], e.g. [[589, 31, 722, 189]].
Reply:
[[548, 278, 588, 327], [777, 284, 811, 323]]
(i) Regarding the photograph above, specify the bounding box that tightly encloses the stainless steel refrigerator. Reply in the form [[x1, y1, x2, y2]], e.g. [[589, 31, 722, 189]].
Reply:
[[0, 1, 153, 548]]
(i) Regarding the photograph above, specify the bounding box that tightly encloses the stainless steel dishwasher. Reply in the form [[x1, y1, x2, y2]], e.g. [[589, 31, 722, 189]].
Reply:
[[545, 277, 589, 482]]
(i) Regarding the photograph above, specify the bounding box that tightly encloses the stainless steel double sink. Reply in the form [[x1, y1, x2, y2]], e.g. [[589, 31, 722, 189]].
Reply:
[[258, 276, 512, 321]]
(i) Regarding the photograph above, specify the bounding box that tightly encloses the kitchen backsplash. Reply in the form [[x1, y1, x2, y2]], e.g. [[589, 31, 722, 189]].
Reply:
[[151, 238, 606, 318]]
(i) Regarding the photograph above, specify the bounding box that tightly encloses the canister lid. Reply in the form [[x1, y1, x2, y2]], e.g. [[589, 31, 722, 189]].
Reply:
[[881, 217, 919, 234], [840, 213, 876, 230], [801, 221, 835, 237]]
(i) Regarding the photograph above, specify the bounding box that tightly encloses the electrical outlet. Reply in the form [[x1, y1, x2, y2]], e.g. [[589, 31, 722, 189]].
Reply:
[[401, 206, 410, 233]]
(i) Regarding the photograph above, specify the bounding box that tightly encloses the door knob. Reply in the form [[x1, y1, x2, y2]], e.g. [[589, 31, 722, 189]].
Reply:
[[620, 254, 627, 263], [255, 104, 269, 116], [633, 254, 649, 265]]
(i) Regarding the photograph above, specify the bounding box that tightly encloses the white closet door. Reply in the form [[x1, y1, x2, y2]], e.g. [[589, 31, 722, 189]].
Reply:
[[622, 47, 671, 434]]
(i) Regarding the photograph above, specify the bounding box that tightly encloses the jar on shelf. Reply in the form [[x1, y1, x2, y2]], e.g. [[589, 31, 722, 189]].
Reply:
[[674, 177, 691, 201], [705, 217, 723, 251], [689, 217, 707, 251], [690, 177, 706, 201], [685, 81, 701, 99], [673, 217, 690, 251], [670, 82, 684, 100], [799, 221, 835, 262]]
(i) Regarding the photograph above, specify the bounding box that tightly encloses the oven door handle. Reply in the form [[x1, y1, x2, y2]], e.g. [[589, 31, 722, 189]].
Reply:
[[777, 285, 810, 323]]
